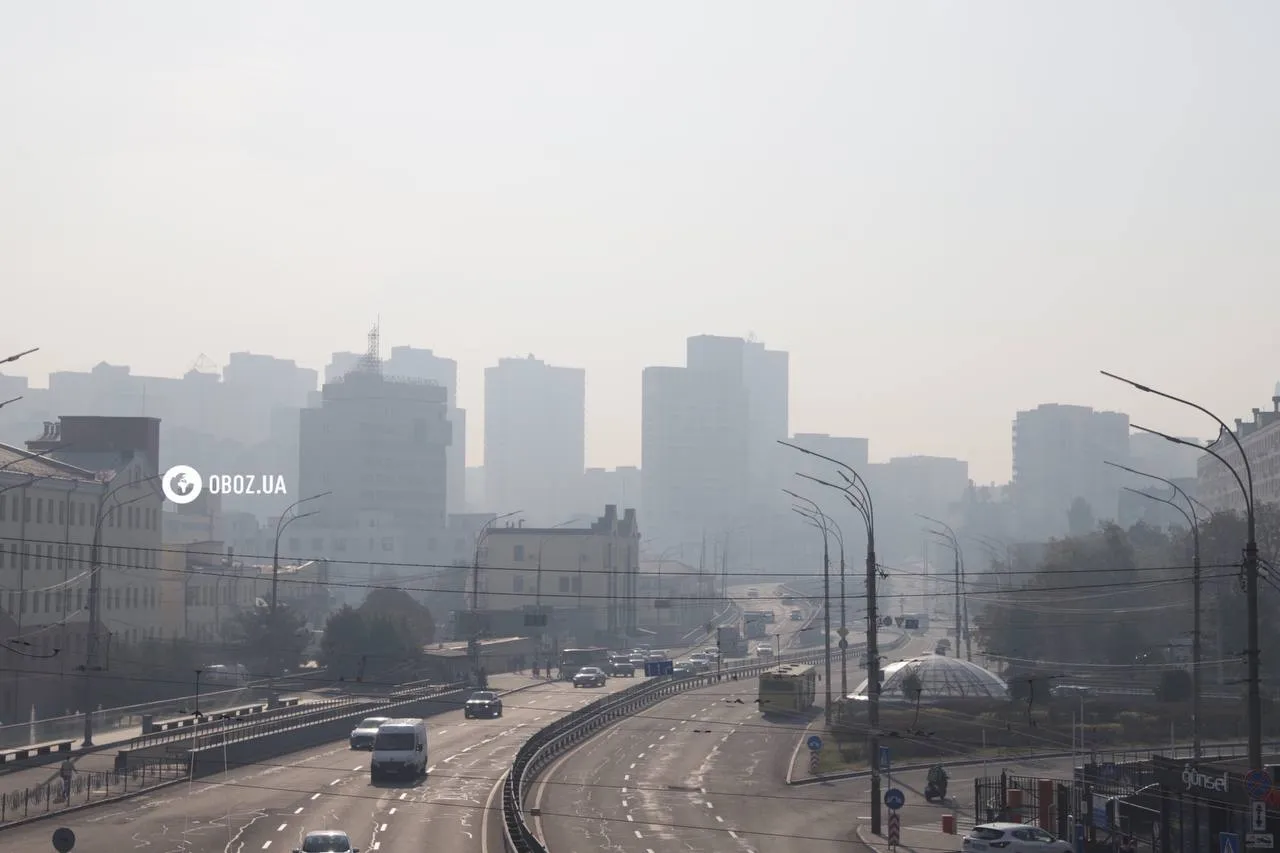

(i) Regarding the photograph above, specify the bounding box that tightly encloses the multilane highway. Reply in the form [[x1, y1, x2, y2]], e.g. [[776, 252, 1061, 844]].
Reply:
[[528, 607, 1040, 853]]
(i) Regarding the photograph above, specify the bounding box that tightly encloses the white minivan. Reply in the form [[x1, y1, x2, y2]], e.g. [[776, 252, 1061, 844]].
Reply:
[[370, 718, 428, 782]]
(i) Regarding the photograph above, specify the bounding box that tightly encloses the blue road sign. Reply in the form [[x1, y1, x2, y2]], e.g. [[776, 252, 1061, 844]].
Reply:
[[884, 788, 905, 810], [1221, 832, 1240, 853], [838, 638, 849, 650], [1247, 769, 1274, 800], [644, 660, 674, 677], [807, 735, 823, 751], [879, 745, 891, 772]]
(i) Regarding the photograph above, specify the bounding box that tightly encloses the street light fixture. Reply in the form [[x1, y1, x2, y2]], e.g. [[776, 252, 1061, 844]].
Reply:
[[471, 510, 523, 613], [1106, 459, 1206, 759], [1101, 369, 1261, 769], [783, 491, 833, 726], [272, 492, 331, 613], [795, 497, 848, 697], [919, 515, 969, 662], [780, 439, 885, 838]]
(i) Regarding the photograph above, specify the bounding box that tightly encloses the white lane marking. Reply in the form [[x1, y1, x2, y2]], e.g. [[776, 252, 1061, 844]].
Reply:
[[379, 823, 387, 832], [399, 792, 407, 800], [634, 830, 644, 838], [388, 808, 397, 815], [293, 807, 303, 815], [310, 793, 321, 801], [534, 716, 544, 721], [437, 730, 447, 735], [638, 753, 646, 759], [670, 726, 676, 731], [444, 755, 460, 763], [623, 776, 630, 783], [427, 765, 437, 774], [262, 844, 271, 850], [629, 763, 636, 769], [648, 743, 655, 749], [353, 765, 362, 771], [277, 823, 288, 831], [627, 815, 634, 822], [329, 778, 342, 786], [706, 802, 713, 808], [372, 843, 381, 851], [729, 831, 739, 839], [715, 815, 724, 823], [658, 735, 665, 740]]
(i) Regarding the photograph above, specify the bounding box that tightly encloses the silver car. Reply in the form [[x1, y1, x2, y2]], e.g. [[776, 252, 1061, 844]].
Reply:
[[295, 831, 359, 853], [348, 717, 391, 750]]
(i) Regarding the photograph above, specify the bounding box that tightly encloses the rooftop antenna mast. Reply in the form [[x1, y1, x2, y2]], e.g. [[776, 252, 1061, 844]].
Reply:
[[360, 320, 382, 375]]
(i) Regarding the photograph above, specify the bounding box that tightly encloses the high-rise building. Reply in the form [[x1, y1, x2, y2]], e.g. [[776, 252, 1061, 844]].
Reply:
[[1012, 403, 1130, 540], [641, 336, 789, 561], [384, 346, 466, 517], [484, 356, 585, 525]]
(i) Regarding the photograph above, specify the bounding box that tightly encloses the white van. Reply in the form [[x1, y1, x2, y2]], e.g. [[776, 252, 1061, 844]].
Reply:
[[370, 718, 428, 782]]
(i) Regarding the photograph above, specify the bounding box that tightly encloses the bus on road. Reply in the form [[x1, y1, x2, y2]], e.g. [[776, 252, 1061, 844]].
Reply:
[[758, 663, 817, 715], [559, 647, 610, 679]]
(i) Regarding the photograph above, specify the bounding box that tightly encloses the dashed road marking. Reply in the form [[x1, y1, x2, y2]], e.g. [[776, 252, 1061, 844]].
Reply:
[[629, 763, 636, 769], [638, 753, 646, 759], [399, 792, 407, 800], [634, 830, 643, 839], [329, 778, 342, 786], [388, 808, 396, 815], [715, 816, 724, 823], [261, 843, 271, 850], [293, 807, 303, 815], [310, 793, 321, 801], [379, 823, 387, 832], [624, 776, 630, 782], [648, 744, 655, 749], [627, 815, 634, 822], [706, 802, 713, 808], [729, 831, 739, 839], [658, 735, 665, 740], [277, 823, 288, 831], [427, 765, 437, 774], [670, 726, 677, 731], [372, 843, 381, 851]]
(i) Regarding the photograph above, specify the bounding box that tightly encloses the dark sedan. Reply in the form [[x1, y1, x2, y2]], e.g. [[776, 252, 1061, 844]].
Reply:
[[572, 666, 607, 688], [606, 656, 636, 677], [464, 691, 503, 718]]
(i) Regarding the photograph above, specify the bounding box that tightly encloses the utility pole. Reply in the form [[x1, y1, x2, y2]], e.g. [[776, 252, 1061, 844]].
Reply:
[[866, 529, 882, 839]]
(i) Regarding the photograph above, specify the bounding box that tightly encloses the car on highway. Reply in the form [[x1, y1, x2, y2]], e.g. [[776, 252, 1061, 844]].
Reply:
[[628, 653, 648, 668], [606, 655, 636, 677], [702, 647, 720, 660], [680, 657, 711, 673], [688, 652, 710, 666], [647, 650, 669, 661], [572, 666, 608, 688], [463, 690, 503, 718], [295, 830, 359, 852], [961, 823, 1071, 852], [348, 716, 392, 750], [672, 661, 697, 676], [756, 646, 774, 660], [790, 609, 803, 621]]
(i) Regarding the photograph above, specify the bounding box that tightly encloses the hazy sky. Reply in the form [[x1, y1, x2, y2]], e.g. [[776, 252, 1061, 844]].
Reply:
[[3, 2, 1277, 484]]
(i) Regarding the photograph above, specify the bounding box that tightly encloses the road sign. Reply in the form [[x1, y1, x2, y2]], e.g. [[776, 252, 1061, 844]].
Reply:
[[807, 735, 823, 751], [1247, 833, 1274, 849], [808, 752, 820, 773], [1255, 801, 1269, 832], [887, 812, 901, 847], [1221, 831, 1240, 853], [879, 745, 891, 773], [52, 828, 76, 853], [1248, 769, 1275, 800], [837, 627, 849, 637], [838, 638, 849, 650], [884, 788, 906, 810], [644, 660, 674, 677]]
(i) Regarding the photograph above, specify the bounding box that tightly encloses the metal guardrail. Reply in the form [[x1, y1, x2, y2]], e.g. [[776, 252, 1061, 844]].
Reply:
[[121, 695, 372, 754], [499, 585, 909, 853]]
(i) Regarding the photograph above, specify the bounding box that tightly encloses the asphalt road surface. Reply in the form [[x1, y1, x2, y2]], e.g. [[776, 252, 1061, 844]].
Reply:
[[0, 675, 666, 853], [533, 674, 1084, 853]]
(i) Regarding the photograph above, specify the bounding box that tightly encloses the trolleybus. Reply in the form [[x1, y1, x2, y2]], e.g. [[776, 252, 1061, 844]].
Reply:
[[758, 663, 817, 715]]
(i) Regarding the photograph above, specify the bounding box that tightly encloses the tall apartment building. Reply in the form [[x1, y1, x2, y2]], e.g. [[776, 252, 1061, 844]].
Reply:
[[1196, 394, 1280, 513], [298, 361, 452, 580], [484, 356, 585, 525], [1012, 403, 1130, 540], [1, 416, 167, 718], [324, 346, 467, 516], [641, 336, 788, 560]]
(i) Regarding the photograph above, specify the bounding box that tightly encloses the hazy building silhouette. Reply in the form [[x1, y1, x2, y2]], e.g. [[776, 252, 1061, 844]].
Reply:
[[642, 335, 788, 563], [484, 355, 585, 525], [1012, 403, 1130, 540], [1196, 394, 1280, 514]]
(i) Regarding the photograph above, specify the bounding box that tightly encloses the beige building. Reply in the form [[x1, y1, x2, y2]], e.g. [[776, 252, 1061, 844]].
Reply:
[[0, 437, 166, 720], [1196, 396, 1280, 513], [470, 505, 640, 643]]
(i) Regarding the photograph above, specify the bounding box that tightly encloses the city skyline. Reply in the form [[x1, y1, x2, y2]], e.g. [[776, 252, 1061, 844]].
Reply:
[[6, 342, 1277, 488]]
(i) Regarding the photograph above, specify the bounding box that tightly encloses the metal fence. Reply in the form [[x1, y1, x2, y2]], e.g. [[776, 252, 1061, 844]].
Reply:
[[0, 757, 188, 825]]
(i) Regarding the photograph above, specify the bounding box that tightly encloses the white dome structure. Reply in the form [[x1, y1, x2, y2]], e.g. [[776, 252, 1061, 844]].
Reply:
[[849, 653, 1009, 703]]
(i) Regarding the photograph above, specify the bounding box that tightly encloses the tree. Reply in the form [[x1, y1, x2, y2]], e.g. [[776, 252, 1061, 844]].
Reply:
[[1067, 498, 1096, 537], [1156, 668, 1193, 703], [359, 588, 436, 647], [225, 605, 308, 675], [320, 600, 427, 685]]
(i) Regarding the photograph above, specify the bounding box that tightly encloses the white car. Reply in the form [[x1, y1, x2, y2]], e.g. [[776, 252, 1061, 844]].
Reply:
[[295, 830, 359, 853], [962, 823, 1071, 852]]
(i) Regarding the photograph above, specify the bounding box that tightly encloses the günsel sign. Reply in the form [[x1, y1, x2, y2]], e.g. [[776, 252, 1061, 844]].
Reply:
[[1182, 763, 1231, 793]]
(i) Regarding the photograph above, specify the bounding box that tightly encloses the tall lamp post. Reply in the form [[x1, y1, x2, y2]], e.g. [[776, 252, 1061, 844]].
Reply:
[[272, 492, 331, 613], [1111, 471, 1204, 758], [781, 440, 884, 838], [919, 516, 970, 662], [1101, 370, 1262, 769], [471, 510, 523, 613], [795, 487, 849, 697], [82, 475, 161, 747], [783, 490, 833, 725]]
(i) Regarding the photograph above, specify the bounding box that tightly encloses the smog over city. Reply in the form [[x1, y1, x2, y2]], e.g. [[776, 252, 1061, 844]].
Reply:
[[1, 4, 1277, 852]]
